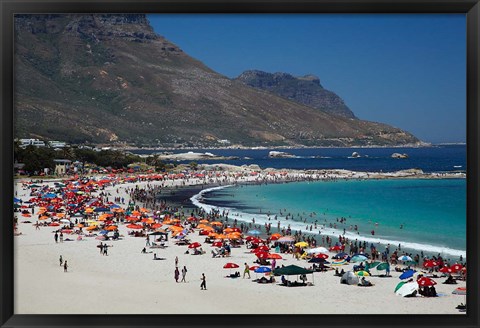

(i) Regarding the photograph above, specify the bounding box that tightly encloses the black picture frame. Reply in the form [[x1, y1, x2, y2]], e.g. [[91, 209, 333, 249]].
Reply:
[[1, 0, 479, 327]]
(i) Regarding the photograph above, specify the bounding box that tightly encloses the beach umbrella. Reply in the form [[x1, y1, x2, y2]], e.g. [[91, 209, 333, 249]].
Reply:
[[277, 236, 295, 243], [212, 241, 223, 247], [223, 263, 239, 269], [256, 252, 270, 259], [331, 259, 347, 266], [211, 221, 223, 226], [48, 222, 60, 226], [314, 253, 329, 259], [423, 260, 441, 268], [452, 287, 466, 295], [126, 224, 143, 229], [252, 245, 270, 252], [398, 255, 413, 262], [199, 219, 209, 224], [308, 258, 329, 264], [254, 266, 271, 273], [395, 282, 418, 297], [188, 242, 201, 249], [268, 253, 283, 260], [59, 219, 70, 224], [105, 225, 118, 231], [399, 269, 416, 280], [376, 262, 390, 271], [439, 266, 451, 273], [332, 252, 348, 259], [295, 241, 309, 248], [350, 255, 368, 263], [249, 266, 259, 271], [329, 245, 342, 251], [99, 230, 109, 235], [13, 197, 22, 203], [451, 264, 463, 272], [417, 277, 437, 287], [305, 246, 327, 254], [366, 261, 381, 268], [394, 281, 407, 293], [39, 216, 49, 220], [355, 271, 370, 277]]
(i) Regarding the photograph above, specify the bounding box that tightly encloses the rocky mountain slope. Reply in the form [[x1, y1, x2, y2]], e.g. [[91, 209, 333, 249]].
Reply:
[[236, 70, 356, 119], [14, 14, 421, 147]]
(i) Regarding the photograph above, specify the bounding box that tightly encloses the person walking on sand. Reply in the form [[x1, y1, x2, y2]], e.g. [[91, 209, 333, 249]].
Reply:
[[146, 235, 151, 247], [54, 231, 58, 243], [181, 266, 187, 282], [200, 273, 206, 290], [243, 263, 250, 279], [59, 255, 63, 266], [60, 232, 64, 243], [175, 256, 179, 267], [63, 260, 68, 272], [174, 267, 180, 283]]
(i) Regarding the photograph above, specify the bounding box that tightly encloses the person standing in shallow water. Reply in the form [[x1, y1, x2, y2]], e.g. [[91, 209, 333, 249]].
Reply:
[[200, 273, 206, 290]]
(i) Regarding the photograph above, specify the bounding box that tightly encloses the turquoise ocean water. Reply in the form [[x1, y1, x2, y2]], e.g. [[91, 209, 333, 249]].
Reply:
[[191, 179, 466, 259]]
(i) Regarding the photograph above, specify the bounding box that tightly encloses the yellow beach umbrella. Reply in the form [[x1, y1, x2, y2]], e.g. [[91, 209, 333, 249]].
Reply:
[[295, 241, 309, 248]]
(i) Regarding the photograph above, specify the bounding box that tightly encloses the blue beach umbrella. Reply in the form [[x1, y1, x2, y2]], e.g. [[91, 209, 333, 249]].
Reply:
[[94, 207, 110, 213], [13, 197, 22, 203], [399, 269, 416, 280], [99, 230, 109, 235], [42, 193, 56, 198], [350, 255, 368, 263], [254, 266, 272, 273], [332, 252, 348, 259], [398, 255, 413, 262]]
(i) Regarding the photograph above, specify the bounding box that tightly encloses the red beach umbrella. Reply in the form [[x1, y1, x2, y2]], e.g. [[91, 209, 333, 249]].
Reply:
[[451, 264, 463, 272], [329, 245, 342, 251], [212, 241, 223, 247], [315, 253, 329, 259], [267, 253, 283, 260], [439, 266, 451, 273], [223, 263, 239, 269], [255, 252, 270, 259], [423, 260, 441, 268], [188, 242, 202, 249], [417, 277, 437, 287]]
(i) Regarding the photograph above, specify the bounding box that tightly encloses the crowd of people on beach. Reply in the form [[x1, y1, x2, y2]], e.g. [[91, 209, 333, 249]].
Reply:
[[14, 169, 466, 309]]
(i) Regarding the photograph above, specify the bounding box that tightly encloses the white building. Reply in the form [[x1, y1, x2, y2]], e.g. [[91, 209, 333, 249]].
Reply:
[[19, 139, 46, 148]]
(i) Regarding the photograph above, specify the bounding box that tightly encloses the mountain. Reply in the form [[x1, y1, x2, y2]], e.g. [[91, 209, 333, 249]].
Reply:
[[236, 70, 356, 119], [14, 14, 422, 147]]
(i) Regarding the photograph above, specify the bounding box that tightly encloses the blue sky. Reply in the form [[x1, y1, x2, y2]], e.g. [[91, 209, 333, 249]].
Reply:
[[148, 14, 466, 143]]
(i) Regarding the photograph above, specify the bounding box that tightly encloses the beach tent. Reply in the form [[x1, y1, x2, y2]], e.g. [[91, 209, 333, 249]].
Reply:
[[340, 271, 359, 285], [273, 265, 313, 276], [274, 265, 314, 285]]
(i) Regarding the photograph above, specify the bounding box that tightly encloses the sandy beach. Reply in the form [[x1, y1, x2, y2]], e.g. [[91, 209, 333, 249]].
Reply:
[[13, 168, 467, 314]]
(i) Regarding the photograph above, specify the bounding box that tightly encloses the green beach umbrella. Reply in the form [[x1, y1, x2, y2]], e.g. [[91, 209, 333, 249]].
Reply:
[[365, 261, 381, 270], [355, 271, 370, 277], [394, 281, 406, 293], [376, 262, 390, 271]]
